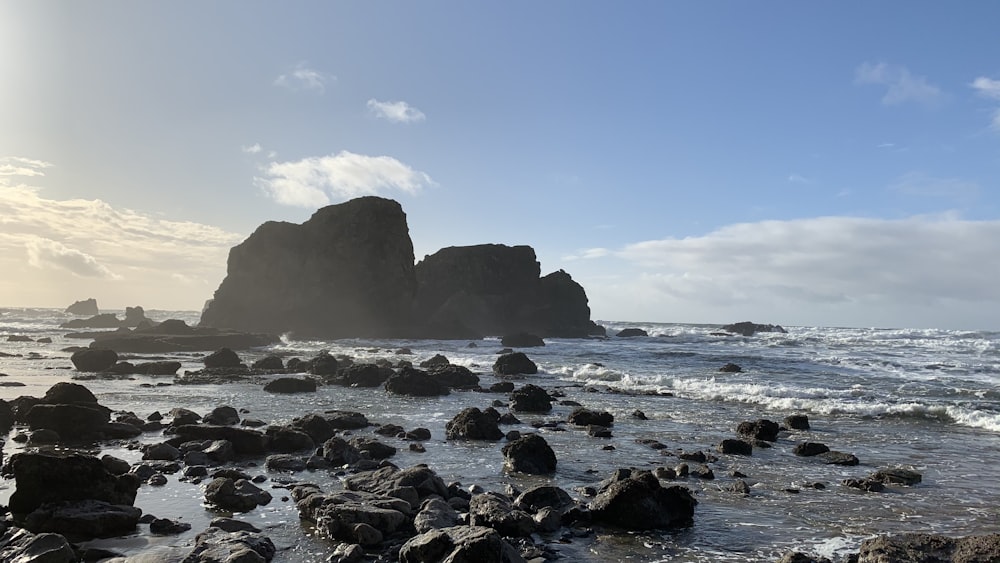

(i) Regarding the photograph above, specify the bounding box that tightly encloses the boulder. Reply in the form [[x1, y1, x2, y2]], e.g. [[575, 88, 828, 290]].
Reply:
[[857, 532, 1000, 563], [501, 333, 545, 347], [265, 427, 315, 453], [203, 405, 240, 426], [399, 525, 526, 563], [320, 437, 364, 467], [66, 298, 99, 316], [343, 465, 450, 506], [501, 433, 557, 474], [169, 425, 267, 455], [43, 382, 98, 404], [2, 452, 140, 515], [509, 384, 552, 413], [263, 377, 317, 393], [736, 419, 780, 442], [719, 362, 743, 373], [514, 485, 575, 513], [721, 321, 787, 336], [183, 527, 276, 562], [293, 485, 409, 546], [615, 328, 648, 338], [70, 349, 119, 372], [413, 498, 460, 533], [718, 439, 753, 456], [287, 413, 336, 443], [251, 356, 284, 370], [25, 403, 111, 440], [785, 414, 810, 430], [589, 469, 697, 530], [568, 407, 613, 427], [0, 527, 76, 562], [339, 363, 393, 387], [871, 468, 922, 486], [419, 354, 450, 368], [493, 352, 538, 376], [428, 364, 480, 389], [385, 367, 450, 396], [469, 492, 536, 536], [204, 478, 272, 512], [201, 197, 418, 338], [793, 442, 830, 457], [61, 313, 122, 329], [121, 306, 149, 327], [446, 408, 503, 441], [348, 437, 397, 460], [22, 499, 142, 538], [204, 348, 242, 369], [89, 323, 278, 353]]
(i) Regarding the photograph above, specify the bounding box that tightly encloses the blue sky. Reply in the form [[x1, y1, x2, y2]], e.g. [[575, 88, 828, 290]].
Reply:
[[2, 2, 1000, 329]]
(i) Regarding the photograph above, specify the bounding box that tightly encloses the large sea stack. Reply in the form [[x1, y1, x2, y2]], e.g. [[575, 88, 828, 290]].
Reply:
[[200, 197, 417, 338], [200, 197, 601, 339]]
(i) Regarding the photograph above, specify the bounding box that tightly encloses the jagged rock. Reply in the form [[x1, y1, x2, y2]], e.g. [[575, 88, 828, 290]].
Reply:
[[719, 362, 743, 373], [61, 313, 122, 329], [343, 465, 450, 507], [721, 321, 787, 336], [143, 442, 181, 461], [509, 384, 552, 413], [568, 408, 613, 427], [785, 414, 810, 430], [413, 498, 460, 533], [399, 525, 527, 563], [428, 364, 480, 388], [0, 527, 76, 562], [857, 533, 1000, 563], [737, 419, 780, 442], [718, 439, 753, 456], [210, 517, 261, 533], [288, 413, 336, 443], [201, 197, 418, 338], [23, 499, 142, 538], [263, 377, 317, 393], [348, 437, 397, 460], [203, 406, 240, 426], [307, 353, 339, 377], [385, 367, 449, 396], [293, 484, 410, 544], [818, 451, 859, 466], [339, 363, 393, 387], [514, 485, 574, 513], [183, 527, 276, 562], [2, 452, 140, 515], [589, 469, 697, 530], [501, 333, 545, 347], [204, 478, 272, 512], [446, 408, 503, 441], [502, 434, 556, 475], [469, 492, 536, 536], [325, 410, 370, 430], [871, 468, 922, 486], [149, 517, 192, 535], [101, 455, 131, 476], [493, 352, 538, 376], [419, 354, 450, 368], [66, 298, 99, 316], [169, 425, 267, 455], [71, 349, 119, 372], [321, 437, 364, 467], [616, 328, 648, 338]]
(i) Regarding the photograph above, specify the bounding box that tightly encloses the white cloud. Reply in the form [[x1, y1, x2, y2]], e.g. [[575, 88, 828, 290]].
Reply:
[[582, 214, 1000, 328], [242, 143, 262, 154], [855, 62, 942, 106], [25, 237, 120, 279], [366, 99, 426, 123], [562, 247, 610, 261], [971, 77, 1000, 131], [257, 150, 435, 208], [787, 173, 811, 184], [274, 62, 331, 93], [0, 156, 52, 177]]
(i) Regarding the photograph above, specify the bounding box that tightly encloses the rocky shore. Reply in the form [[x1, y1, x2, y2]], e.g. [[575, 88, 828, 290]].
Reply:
[[1, 340, 998, 563]]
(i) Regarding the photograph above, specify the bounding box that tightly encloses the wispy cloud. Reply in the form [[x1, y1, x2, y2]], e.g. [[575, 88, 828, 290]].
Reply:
[[0, 156, 53, 177], [855, 62, 942, 106], [889, 172, 979, 202], [25, 237, 120, 279], [787, 173, 812, 184], [274, 62, 332, 93], [562, 247, 611, 261], [256, 150, 435, 208], [367, 99, 426, 123], [971, 76, 1000, 130], [242, 143, 262, 154]]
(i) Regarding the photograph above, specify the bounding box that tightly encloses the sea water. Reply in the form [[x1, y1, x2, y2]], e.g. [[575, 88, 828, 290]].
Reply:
[[1, 308, 999, 562]]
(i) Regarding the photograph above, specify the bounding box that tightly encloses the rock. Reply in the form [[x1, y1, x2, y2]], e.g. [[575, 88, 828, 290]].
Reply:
[[210, 517, 261, 533], [149, 517, 192, 535], [23, 500, 142, 538], [143, 442, 181, 461], [339, 363, 393, 387], [293, 485, 410, 544], [721, 321, 787, 336], [427, 364, 480, 389], [169, 408, 202, 427], [419, 354, 450, 368], [265, 454, 307, 472], [589, 469, 697, 530], [66, 298, 99, 316], [501, 333, 545, 347], [818, 451, 859, 466], [265, 427, 315, 453], [201, 197, 418, 339], [784, 414, 810, 430], [843, 478, 885, 492], [0, 527, 76, 562], [348, 437, 397, 460], [793, 442, 830, 457], [204, 478, 272, 512], [414, 244, 601, 338], [43, 382, 98, 404], [25, 403, 111, 440], [251, 356, 284, 370], [385, 367, 450, 396], [121, 306, 149, 327], [61, 313, 122, 329], [343, 465, 450, 506], [101, 455, 131, 475], [515, 485, 574, 513], [399, 525, 527, 563], [324, 410, 370, 430], [203, 406, 240, 426], [469, 492, 536, 536], [856, 532, 1000, 563], [493, 352, 538, 376], [777, 553, 832, 563], [446, 408, 504, 441], [287, 413, 336, 443], [719, 362, 743, 373], [183, 527, 276, 562], [132, 361, 182, 375], [871, 468, 922, 486], [568, 407, 613, 427], [588, 424, 612, 437], [615, 328, 648, 337], [307, 353, 339, 377], [509, 384, 552, 413], [413, 498, 460, 532], [489, 381, 515, 393], [71, 349, 119, 372], [204, 348, 242, 369], [7, 335, 33, 342], [736, 419, 780, 442], [718, 439, 753, 456], [321, 437, 364, 467], [501, 433, 557, 474], [2, 452, 140, 515], [169, 425, 267, 455], [263, 377, 317, 393], [88, 323, 278, 353]]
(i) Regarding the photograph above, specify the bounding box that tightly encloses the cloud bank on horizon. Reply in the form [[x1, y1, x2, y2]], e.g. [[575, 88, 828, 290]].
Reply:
[[3, 2, 1000, 329]]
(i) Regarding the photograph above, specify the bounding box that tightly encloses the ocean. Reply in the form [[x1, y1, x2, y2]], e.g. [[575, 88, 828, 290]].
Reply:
[[1, 307, 999, 562]]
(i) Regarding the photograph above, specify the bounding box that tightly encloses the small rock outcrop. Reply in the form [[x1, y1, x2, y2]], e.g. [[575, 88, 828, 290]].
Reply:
[[71, 349, 119, 372], [856, 532, 1000, 563], [501, 433, 557, 474], [616, 328, 648, 338], [445, 408, 503, 441], [493, 352, 538, 376], [721, 321, 787, 337], [509, 384, 552, 413], [399, 525, 526, 563], [66, 298, 99, 316], [2, 452, 140, 515], [589, 469, 697, 530]]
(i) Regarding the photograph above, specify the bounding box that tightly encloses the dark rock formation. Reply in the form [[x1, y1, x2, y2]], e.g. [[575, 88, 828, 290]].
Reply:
[[793, 442, 830, 457], [204, 477, 272, 512], [785, 414, 810, 430], [616, 328, 648, 338], [204, 348, 242, 369], [469, 492, 536, 537], [737, 419, 780, 442], [71, 349, 118, 372], [446, 408, 503, 441], [871, 468, 922, 486], [66, 298, 99, 316], [88, 320, 278, 353], [857, 532, 1000, 563], [0, 527, 76, 562], [23, 499, 142, 538], [590, 469, 697, 530], [61, 313, 122, 329], [385, 367, 450, 396], [493, 352, 538, 376], [201, 197, 418, 338], [719, 362, 743, 373], [568, 408, 613, 427], [501, 433, 557, 474], [501, 333, 545, 347], [263, 377, 317, 393], [399, 525, 526, 563], [184, 527, 276, 562], [718, 439, 753, 456], [1, 452, 140, 515], [509, 384, 552, 413], [721, 321, 787, 337], [427, 364, 480, 389]]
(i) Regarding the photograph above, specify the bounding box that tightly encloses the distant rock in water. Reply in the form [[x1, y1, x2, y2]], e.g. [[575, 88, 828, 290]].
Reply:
[[60, 306, 152, 329], [200, 197, 602, 339], [88, 319, 278, 353], [66, 298, 99, 316], [616, 328, 648, 338], [721, 321, 787, 337], [201, 196, 417, 338]]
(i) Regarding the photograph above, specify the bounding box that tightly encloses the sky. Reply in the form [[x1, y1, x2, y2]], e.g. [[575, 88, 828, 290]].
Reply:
[[2, 2, 1000, 330]]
